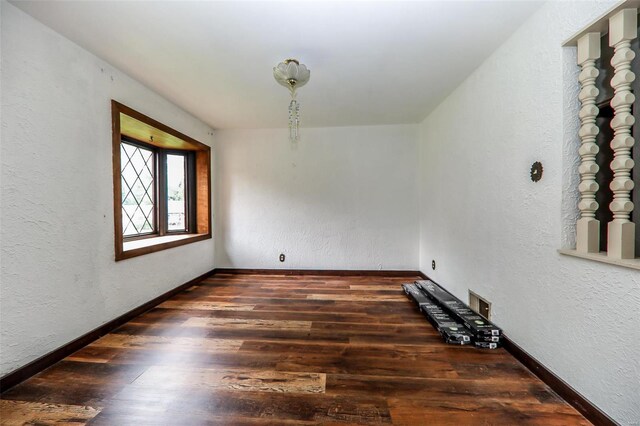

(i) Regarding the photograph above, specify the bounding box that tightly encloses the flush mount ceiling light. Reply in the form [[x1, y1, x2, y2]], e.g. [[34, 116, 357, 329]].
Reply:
[[273, 59, 310, 143]]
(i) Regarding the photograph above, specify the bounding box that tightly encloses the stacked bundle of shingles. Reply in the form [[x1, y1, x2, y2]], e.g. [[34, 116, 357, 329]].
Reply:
[[402, 279, 501, 349]]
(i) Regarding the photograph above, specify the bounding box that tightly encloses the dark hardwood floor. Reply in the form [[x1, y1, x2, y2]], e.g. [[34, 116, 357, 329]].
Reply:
[[0, 273, 589, 425]]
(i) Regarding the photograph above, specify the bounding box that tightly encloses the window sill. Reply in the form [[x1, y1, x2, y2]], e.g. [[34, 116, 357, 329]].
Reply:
[[558, 249, 640, 271], [117, 233, 210, 261]]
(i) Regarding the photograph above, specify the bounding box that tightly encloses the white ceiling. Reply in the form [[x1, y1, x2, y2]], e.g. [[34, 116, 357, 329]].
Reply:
[[12, 1, 541, 129]]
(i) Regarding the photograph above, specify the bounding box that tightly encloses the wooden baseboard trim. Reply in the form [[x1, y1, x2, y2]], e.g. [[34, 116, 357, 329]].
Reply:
[[211, 268, 422, 277], [502, 335, 617, 426], [0, 268, 216, 393], [416, 271, 429, 280]]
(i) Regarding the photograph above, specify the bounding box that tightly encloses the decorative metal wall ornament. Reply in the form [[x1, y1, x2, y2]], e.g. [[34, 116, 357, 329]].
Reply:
[[530, 161, 543, 182], [273, 59, 310, 142]]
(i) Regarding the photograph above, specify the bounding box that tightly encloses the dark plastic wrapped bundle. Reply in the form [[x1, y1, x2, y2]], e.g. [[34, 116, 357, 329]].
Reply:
[[416, 280, 502, 338]]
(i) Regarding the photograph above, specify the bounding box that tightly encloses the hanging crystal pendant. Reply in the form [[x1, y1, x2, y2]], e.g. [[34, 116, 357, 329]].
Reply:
[[288, 99, 300, 142], [273, 59, 310, 143]]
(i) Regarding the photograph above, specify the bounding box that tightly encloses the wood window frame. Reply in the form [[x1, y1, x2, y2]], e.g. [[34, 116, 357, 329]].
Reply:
[[112, 100, 211, 261]]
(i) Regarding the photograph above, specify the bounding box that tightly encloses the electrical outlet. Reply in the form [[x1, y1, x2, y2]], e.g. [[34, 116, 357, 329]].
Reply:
[[432, 260, 436, 270], [279, 253, 285, 262]]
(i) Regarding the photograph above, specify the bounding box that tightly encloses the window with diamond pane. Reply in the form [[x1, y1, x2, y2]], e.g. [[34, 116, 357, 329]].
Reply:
[[112, 101, 211, 261], [121, 142, 155, 236]]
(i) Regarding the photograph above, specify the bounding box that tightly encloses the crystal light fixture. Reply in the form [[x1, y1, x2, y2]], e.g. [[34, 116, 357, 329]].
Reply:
[[273, 59, 310, 142]]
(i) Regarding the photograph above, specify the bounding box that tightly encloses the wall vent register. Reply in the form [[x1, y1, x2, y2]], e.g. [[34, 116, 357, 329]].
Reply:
[[469, 291, 492, 320]]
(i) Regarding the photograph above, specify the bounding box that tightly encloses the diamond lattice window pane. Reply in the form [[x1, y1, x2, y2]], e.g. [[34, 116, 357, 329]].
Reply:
[[121, 164, 138, 189], [121, 142, 155, 236]]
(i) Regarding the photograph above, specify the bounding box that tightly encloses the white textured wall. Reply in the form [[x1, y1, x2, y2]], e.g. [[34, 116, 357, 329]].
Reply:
[[215, 125, 419, 270], [0, 2, 215, 376], [418, 1, 640, 424]]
